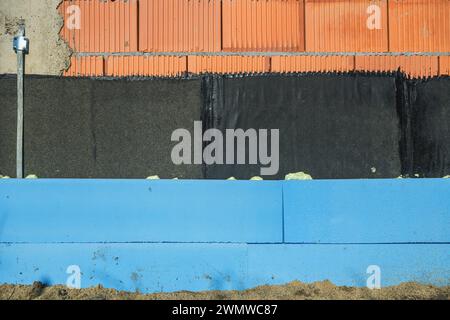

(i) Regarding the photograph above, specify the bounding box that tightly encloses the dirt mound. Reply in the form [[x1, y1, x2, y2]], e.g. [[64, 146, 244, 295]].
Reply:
[[1, 281, 448, 300]]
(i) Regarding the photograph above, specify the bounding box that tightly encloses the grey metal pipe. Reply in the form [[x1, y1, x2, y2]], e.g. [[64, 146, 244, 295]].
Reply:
[[14, 22, 28, 179], [16, 34, 24, 179]]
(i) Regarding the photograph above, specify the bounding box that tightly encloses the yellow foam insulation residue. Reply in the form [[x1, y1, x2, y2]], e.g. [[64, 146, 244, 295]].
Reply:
[[25, 174, 38, 179], [285, 172, 313, 180], [146, 175, 160, 180], [250, 176, 264, 180]]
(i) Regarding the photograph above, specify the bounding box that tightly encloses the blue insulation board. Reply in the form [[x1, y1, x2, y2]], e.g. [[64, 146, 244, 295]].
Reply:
[[283, 179, 450, 243], [0, 179, 283, 243], [0, 243, 448, 292], [247, 244, 450, 288], [0, 178, 449, 292]]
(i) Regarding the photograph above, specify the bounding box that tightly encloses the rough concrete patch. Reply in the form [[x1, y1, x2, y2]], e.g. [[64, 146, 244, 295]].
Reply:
[[0, 0, 71, 75], [4, 17, 22, 35]]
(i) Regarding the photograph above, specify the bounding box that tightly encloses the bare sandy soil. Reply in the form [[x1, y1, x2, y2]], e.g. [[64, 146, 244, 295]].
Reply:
[[1, 281, 448, 300]]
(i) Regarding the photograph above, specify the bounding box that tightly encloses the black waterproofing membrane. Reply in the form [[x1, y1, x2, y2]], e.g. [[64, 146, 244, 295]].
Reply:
[[0, 73, 448, 179], [202, 74, 401, 179], [0, 75, 203, 179], [408, 78, 450, 178]]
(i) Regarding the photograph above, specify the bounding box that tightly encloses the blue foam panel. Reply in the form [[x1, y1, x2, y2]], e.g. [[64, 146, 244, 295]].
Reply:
[[247, 244, 450, 288], [0, 243, 448, 292], [283, 179, 450, 243], [0, 179, 283, 243], [0, 243, 248, 293], [0, 178, 448, 293]]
